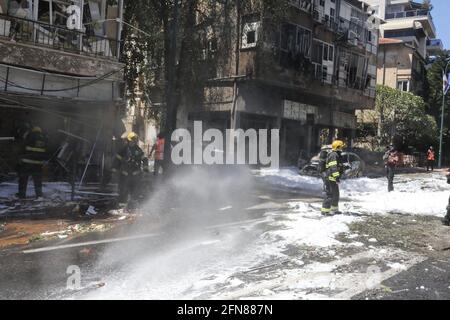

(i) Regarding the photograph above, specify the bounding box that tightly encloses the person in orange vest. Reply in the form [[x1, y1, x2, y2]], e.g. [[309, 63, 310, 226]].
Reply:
[[426, 146, 436, 172], [149, 133, 165, 176]]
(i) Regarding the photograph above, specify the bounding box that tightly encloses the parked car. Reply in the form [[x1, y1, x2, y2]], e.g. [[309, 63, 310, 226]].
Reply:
[[299, 147, 365, 179]]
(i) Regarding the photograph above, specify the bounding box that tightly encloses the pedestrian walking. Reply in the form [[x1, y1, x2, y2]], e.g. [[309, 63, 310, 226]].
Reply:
[[383, 144, 399, 192], [426, 146, 436, 172], [149, 133, 165, 176]]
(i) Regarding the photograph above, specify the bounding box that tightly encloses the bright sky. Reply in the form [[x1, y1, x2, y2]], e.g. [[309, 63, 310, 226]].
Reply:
[[431, 0, 450, 49]]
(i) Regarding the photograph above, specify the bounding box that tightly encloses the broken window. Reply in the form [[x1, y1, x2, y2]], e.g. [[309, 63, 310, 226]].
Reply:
[[339, 49, 367, 90], [280, 23, 312, 70], [3, 0, 120, 57], [241, 21, 260, 49]]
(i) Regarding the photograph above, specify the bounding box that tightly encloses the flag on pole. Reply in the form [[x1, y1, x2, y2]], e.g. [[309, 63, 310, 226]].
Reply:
[[444, 72, 450, 95]]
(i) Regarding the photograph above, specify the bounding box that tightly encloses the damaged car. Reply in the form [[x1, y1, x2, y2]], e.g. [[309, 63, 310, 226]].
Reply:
[[299, 147, 365, 179]]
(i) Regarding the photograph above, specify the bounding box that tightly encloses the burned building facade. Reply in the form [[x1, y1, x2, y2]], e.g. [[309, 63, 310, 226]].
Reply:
[[176, 0, 378, 165], [0, 0, 125, 181]]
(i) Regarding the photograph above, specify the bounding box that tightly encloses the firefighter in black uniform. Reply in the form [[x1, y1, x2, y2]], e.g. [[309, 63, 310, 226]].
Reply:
[[321, 140, 345, 216], [17, 126, 48, 199], [444, 169, 450, 226], [112, 132, 149, 204]]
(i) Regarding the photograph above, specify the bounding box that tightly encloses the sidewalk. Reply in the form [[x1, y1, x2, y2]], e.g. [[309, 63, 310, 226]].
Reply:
[[0, 179, 157, 250]]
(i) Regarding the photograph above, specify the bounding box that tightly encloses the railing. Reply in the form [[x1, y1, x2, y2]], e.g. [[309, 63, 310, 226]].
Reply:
[[337, 17, 377, 54], [385, 9, 431, 20], [0, 13, 120, 59]]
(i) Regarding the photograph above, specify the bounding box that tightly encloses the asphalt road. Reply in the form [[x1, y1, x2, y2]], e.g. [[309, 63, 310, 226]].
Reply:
[[2, 169, 450, 300]]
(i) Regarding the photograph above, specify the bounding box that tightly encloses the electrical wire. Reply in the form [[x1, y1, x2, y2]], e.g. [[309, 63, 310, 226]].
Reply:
[[0, 67, 124, 93], [0, 96, 108, 128]]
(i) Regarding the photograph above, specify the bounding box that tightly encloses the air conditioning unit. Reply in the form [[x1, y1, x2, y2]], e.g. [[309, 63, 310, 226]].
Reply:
[[348, 30, 359, 45], [300, 0, 312, 12]]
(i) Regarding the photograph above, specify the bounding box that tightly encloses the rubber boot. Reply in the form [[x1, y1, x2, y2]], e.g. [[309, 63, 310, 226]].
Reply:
[[444, 210, 450, 226]]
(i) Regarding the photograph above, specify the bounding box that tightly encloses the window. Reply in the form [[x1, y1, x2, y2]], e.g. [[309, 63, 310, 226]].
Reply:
[[246, 31, 256, 45], [281, 23, 311, 57], [313, 40, 333, 63], [338, 49, 368, 90], [397, 80, 410, 92], [330, 8, 335, 18], [289, 0, 313, 12], [242, 21, 260, 49], [280, 23, 312, 70], [297, 27, 312, 57]]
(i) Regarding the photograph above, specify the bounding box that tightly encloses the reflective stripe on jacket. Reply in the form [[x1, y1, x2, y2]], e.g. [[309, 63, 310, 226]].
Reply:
[[112, 144, 148, 175], [20, 131, 47, 166], [326, 151, 343, 182]]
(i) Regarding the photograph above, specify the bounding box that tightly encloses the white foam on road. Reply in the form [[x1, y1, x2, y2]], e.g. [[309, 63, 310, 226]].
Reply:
[[71, 169, 445, 299], [258, 168, 450, 217]]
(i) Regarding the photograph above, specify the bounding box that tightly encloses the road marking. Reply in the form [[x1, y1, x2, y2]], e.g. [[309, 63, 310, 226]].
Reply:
[[22, 233, 162, 254], [204, 218, 267, 230], [22, 218, 269, 254]]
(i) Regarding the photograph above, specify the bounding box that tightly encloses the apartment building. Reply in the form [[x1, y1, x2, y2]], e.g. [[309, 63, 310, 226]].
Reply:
[[0, 0, 125, 180], [365, 0, 436, 95], [177, 0, 379, 164]]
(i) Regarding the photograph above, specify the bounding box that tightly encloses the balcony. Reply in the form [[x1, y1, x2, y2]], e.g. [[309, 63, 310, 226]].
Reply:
[[384, 9, 436, 38], [385, 9, 430, 20], [0, 13, 120, 60]]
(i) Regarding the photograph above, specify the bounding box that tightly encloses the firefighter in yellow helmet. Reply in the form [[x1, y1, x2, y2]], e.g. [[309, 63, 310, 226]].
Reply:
[[112, 132, 149, 204], [321, 140, 346, 216]]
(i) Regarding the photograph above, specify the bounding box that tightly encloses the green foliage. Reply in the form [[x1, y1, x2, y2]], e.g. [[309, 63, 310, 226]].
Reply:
[[121, 0, 289, 125], [375, 85, 438, 151], [425, 53, 450, 160]]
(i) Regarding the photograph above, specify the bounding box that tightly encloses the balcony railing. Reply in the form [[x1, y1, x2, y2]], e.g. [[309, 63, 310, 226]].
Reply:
[[385, 9, 431, 20], [0, 13, 120, 59]]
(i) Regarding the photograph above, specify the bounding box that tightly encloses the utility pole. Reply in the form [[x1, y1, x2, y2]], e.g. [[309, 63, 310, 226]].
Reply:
[[163, 0, 180, 173]]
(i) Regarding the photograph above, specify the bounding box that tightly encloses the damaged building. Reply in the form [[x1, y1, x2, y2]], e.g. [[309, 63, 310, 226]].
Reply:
[[174, 0, 379, 165], [0, 0, 125, 182]]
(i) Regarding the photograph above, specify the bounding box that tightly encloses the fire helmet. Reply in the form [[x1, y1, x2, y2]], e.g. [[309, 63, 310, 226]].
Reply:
[[127, 132, 138, 142], [332, 140, 346, 151]]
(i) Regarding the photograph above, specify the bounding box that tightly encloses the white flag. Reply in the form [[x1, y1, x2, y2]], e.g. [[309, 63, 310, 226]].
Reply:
[[444, 73, 450, 95]]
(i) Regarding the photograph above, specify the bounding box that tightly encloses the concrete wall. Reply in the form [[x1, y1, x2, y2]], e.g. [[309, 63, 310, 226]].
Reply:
[[377, 43, 413, 89], [0, 39, 124, 79]]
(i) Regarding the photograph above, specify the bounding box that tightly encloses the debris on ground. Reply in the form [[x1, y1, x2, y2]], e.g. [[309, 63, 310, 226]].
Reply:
[[85, 206, 98, 216]]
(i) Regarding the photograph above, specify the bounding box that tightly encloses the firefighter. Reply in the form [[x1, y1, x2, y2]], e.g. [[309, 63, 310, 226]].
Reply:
[[383, 144, 399, 192], [16, 126, 48, 200], [321, 140, 345, 216], [444, 169, 450, 226], [149, 133, 165, 176], [426, 146, 435, 172], [112, 132, 149, 204]]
